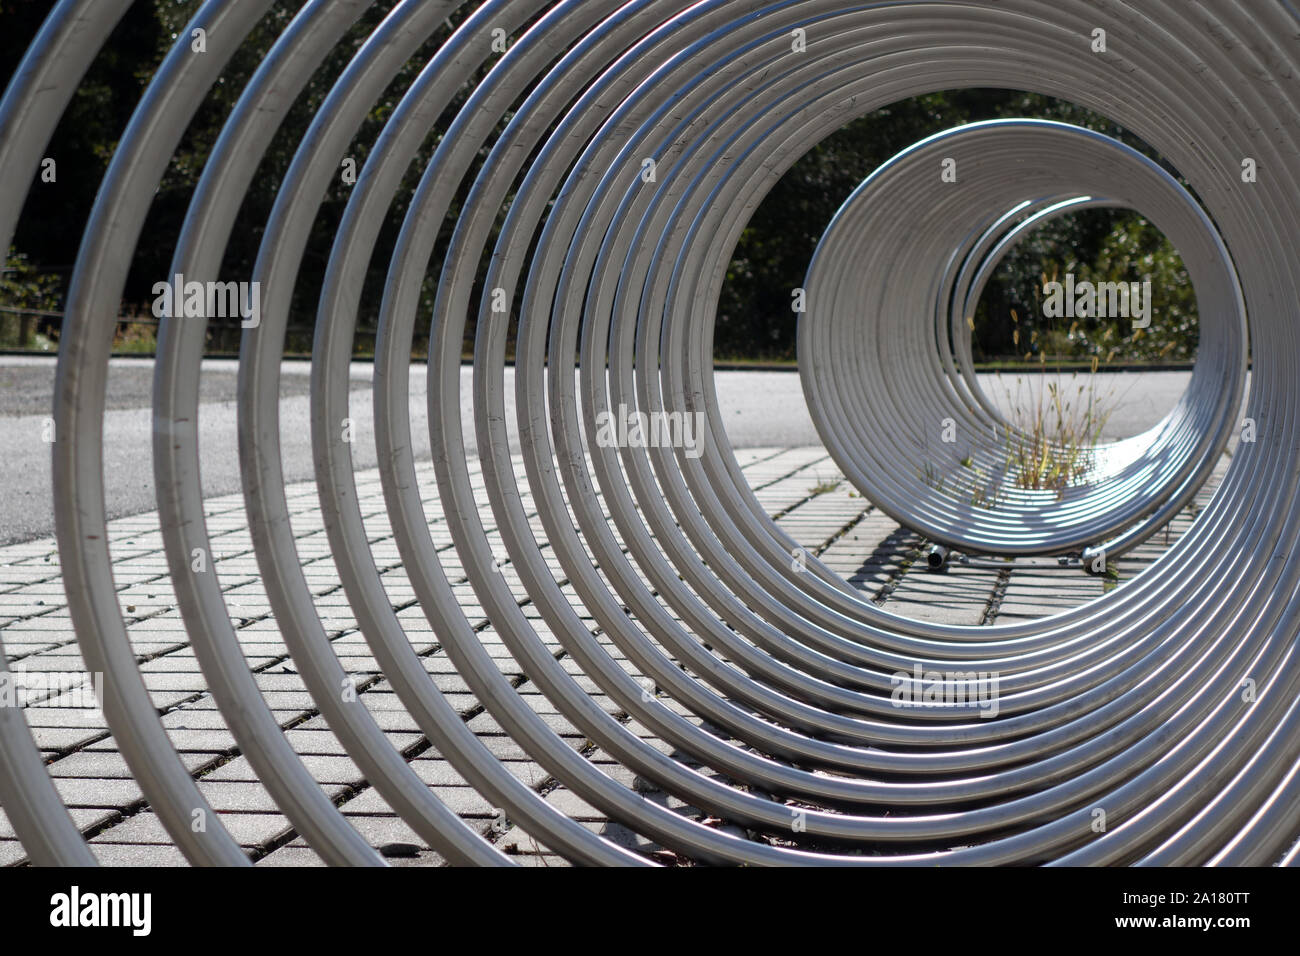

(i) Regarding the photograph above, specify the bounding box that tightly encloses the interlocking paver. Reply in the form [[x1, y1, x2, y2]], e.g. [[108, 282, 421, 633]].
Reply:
[[0, 448, 1221, 866]]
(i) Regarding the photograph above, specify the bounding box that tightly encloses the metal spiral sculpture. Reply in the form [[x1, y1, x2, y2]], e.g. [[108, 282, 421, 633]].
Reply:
[[1, 0, 1297, 866], [802, 118, 1247, 559]]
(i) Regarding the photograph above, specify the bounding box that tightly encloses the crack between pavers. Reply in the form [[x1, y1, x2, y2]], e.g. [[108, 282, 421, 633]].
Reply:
[[979, 568, 1014, 626]]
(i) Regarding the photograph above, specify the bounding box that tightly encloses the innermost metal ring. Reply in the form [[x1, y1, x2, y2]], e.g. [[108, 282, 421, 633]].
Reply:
[[800, 119, 1247, 557]]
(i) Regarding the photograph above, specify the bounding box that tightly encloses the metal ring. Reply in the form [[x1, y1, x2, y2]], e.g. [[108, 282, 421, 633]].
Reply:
[[800, 118, 1246, 557], [0, 0, 1294, 866]]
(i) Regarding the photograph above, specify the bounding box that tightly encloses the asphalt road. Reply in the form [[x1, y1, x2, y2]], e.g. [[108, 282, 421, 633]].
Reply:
[[0, 356, 1193, 545]]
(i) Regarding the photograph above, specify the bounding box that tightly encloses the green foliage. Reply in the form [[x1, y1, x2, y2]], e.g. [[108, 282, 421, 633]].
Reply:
[[975, 209, 1197, 366], [716, 90, 1199, 364], [0, 3, 1201, 364], [1075, 215, 1198, 363], [1003, 377, 1111, 496], [0, 249, 61, 349], [1, 249, 60, 311]]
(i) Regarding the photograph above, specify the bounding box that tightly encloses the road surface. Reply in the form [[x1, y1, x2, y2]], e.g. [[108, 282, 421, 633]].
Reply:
[[0, 356, 1194, 545]]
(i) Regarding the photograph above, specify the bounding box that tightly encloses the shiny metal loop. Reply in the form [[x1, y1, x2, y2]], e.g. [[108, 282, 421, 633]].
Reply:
[[0, 0, 1294, 867]]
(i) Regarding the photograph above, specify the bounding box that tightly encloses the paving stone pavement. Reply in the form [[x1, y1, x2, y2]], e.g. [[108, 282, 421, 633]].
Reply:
[[0, 447, 1229, 866]]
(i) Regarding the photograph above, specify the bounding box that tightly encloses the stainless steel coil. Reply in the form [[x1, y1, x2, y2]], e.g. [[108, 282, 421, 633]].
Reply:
[[800, 118, 1247, 557], [0, 0, 1297, 867]]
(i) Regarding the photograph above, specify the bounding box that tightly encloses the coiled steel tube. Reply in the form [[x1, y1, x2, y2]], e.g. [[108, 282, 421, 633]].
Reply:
[[0, 0, 1296, 867], [801, 118, 1247, 557]]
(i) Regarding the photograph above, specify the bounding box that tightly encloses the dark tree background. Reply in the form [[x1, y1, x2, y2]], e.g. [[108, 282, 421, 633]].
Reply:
[[1, 1, 1198, 364], [716, 89, 1199, 363]]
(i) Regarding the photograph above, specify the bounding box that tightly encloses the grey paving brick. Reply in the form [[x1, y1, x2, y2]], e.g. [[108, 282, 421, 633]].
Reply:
[[91, 843, 193, 866], [0, 446, 1213, 867], [254, 845, 327, 867], [52, 777, 145, 809]]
